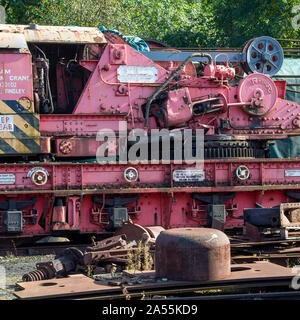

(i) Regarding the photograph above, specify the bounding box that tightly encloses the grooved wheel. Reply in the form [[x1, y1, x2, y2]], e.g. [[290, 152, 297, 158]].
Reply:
[[242, 36, 283, 76]]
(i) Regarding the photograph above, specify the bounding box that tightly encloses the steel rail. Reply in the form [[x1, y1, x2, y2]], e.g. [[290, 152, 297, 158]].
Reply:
[[164, 290, 300, 300], [63, 279, 293, 300]]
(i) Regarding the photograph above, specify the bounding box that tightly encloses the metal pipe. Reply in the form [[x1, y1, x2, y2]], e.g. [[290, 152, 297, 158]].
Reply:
[[144, 53, 213, 129]]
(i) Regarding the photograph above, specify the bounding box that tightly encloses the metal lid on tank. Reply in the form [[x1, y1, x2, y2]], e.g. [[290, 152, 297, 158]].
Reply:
[[157, 227, 230, 247]]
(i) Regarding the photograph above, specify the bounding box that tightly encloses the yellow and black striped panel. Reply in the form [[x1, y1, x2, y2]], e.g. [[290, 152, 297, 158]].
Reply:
[[0, 100, 40, 154], [0, 100, 34, 114]]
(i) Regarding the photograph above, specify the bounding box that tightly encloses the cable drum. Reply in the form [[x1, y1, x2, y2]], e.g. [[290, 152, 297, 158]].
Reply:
[[238, 73, 278, 116]]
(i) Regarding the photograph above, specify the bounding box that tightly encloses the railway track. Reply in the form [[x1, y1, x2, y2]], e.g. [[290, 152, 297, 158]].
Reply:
[[14, 261, 298, 300], [7, 233, 300, 300], [164, 290, 300, 300], [1, 235, 300, 260]]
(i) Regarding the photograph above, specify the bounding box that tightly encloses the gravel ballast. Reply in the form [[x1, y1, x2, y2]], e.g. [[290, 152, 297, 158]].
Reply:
[[0, 254, 55, 300]]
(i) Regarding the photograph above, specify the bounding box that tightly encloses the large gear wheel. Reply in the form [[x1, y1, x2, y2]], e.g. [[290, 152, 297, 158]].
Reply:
[[203, 140, 268, 159]]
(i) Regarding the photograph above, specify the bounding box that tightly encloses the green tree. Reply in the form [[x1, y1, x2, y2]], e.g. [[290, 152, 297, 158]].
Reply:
[[120, 0, 217, 47], [2, 0, 299, 49], [0, 0, 41, 24], [26, 0, 217, 47], [211, 0, 300, 47], [32, 0, 131, 31]]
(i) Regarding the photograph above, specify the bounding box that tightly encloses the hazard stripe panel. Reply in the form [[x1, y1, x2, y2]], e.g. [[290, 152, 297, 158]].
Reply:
[[0, 100, 34, 114], [0, 100, 40, 154]]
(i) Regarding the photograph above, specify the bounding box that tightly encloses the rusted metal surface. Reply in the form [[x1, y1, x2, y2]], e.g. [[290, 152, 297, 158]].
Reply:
[[166, 290, 300, 300], [22, 247, 84, 281], [0, 32, 28, 49], [14, 261, 295, 299], [82, 248, 133, 266], [155, 228, 231, 281], [87, 234, 127, 251], [230, 237, 300, 247], [0, 24, 107, 44], [232, 253, 300, 263], [83, 233, 134, 266], [21, 231, 154, 282], [280, 202, 300, 227], [0, 243, 88, 256], [0, 28, 299, 244], [144, 226, 166, 240], [244, 222, 263, 242], [230, 234, 300, 264], [114, 222, 164, 243]]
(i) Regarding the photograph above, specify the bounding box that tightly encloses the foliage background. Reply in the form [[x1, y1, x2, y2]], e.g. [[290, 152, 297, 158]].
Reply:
[[0, 0, 299, 47]]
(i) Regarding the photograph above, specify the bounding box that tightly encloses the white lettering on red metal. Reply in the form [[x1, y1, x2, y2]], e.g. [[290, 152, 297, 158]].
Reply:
[[173, 169, 205, 182], [0, 54, 33, 100], [117, 66, 158, 83], [285, 170, 300, 177], [0, 174, 15, 184]]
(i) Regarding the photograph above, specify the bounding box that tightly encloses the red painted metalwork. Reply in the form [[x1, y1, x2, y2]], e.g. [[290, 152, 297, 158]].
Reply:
[[0, 159, 298, 238], [0, 24, 300, 242]]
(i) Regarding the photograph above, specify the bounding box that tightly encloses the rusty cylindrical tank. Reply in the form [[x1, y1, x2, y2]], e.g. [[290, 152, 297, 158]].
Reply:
[[155, 228, 231, 281]]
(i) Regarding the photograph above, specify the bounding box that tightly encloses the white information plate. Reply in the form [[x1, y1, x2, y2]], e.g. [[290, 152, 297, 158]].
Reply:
[[0, 174, 15, 184], [0, 115, 14, 132], [117, 66, 158, 83], [285, 170, 300, 177], [173, 169, 205, 182]]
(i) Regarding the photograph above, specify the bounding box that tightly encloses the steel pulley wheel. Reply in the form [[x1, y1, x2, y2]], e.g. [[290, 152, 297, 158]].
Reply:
[[242, 36, 283, 76], [31, 169, 48, 186]]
